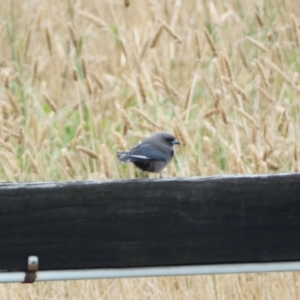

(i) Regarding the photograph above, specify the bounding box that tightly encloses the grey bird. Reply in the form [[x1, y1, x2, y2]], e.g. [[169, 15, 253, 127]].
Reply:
[[117, 132, 180, 178]]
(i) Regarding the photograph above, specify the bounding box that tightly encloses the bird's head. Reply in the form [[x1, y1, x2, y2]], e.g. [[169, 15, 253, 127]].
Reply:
[[156, 132, 180, 146]]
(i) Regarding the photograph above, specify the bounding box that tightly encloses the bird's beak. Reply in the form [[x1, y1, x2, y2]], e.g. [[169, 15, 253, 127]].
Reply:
[[172, 139, 180, 145]]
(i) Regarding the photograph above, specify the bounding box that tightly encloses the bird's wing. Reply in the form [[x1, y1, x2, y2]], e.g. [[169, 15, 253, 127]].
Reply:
[[118, 144, 171, 162]]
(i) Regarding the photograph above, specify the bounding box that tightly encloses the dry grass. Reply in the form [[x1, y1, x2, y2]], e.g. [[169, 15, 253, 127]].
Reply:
[[1, 0, 300, 298], [0, 272, 299, 300]]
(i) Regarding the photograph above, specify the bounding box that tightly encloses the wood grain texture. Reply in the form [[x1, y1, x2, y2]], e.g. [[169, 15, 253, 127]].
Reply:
[[0, 174, 300, 271]]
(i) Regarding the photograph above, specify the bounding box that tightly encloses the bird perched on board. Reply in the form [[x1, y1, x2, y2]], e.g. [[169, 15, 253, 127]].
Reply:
[[117, 132, 180, 178]]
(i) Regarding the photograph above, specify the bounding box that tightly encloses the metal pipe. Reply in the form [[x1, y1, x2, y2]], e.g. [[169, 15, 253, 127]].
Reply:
[[1, 261, 300, 283]]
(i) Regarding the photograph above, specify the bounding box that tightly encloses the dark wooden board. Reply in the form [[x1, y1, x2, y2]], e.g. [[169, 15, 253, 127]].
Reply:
[[0, 174, 300, 271]]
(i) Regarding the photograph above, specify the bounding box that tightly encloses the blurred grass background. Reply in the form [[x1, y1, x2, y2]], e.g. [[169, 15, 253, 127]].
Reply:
[[1, 0, 300, 298]]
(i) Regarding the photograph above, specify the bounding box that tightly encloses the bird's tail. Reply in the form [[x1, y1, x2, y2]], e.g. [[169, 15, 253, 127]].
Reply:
[[116, 151, 127, 161]]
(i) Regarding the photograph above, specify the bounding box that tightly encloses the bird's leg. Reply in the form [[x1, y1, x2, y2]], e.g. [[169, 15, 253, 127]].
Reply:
[[142, 171, 146, 178], [159, 173, 163, 178]]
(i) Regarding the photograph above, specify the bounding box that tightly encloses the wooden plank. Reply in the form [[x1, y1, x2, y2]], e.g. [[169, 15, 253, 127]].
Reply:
[[0, 174, 300, 272]]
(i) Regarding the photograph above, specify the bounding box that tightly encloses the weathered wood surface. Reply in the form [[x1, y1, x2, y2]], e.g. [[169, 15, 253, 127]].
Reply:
[[0, 174, 300, 271]]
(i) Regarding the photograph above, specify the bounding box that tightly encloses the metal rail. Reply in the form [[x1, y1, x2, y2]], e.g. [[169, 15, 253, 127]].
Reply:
[[2, 261, 300, 283]]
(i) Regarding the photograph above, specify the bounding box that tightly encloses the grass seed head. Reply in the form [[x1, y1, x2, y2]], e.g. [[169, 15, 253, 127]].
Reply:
[[203, 27, 217, 56], [76, 145, 99, 160]]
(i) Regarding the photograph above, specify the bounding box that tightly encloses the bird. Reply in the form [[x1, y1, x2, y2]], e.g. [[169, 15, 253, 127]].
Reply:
[[117, 132, 180, 178]]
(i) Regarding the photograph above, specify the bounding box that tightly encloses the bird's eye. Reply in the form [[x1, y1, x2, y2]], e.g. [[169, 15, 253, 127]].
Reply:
[[165, 138, 174, 143]]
